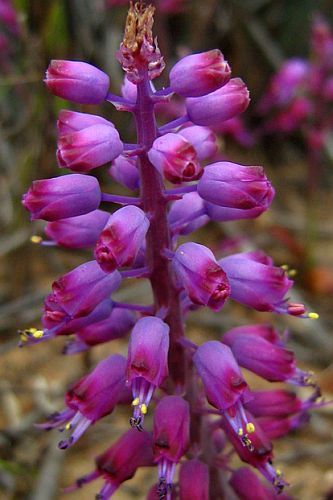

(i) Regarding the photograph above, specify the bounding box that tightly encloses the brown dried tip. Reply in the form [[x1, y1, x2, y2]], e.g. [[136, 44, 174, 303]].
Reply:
[[123, 2, 155, 55]]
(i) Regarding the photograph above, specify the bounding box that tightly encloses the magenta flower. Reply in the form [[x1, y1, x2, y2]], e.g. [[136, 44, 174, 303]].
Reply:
[[153, 396, 190, 497], [65, 428, 154, 497], [109, 155, 140, 190], [186, 77, 250, 126], [179, 125, 218, 160], [57, 122, 123, 172], [22, 174, 101, 221], [169, 49, 231, 97], [173, 242, 230, 310], [44, 210, 109, 248], [197, 162, 274, 212], [179, 459, 209, 500], [45, 60, 110, 104], [245, 389, 304, 418], [37, 354, 127, 448], [148, 133, 202, 183], [126, 316, 169, 429], [94, 205, 150, 272], [230, 467, 287, 500]]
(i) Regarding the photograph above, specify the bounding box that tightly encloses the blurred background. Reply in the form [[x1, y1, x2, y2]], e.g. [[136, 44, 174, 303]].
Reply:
[[1, 0, 333, 498]]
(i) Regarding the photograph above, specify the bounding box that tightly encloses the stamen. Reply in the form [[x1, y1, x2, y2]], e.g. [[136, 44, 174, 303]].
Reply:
[[30, 235, 42, 244], [246, 422, 255, 433], [309, 312, 319, 319]]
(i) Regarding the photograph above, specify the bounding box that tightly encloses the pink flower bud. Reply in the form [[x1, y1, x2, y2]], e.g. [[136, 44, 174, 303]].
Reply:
[[169, 50, 231, 97], [148, 133, 203, 183], [94, 205, 150, 272], [168, 192, 209, 236], [57, 110, 115, 135], [44, 210, 109, 248], [57, 123, 123, 172], [179, 125, 218, 160], [198, 162, 274, 212], [109, 155, 140, 191], [22, 174, 101, 221], [45, 60, 110, 104], [127, 316, 169, 429], [179, 459, 209, 500], [186, 78, 250, 126], [172, 242, 230, 311]]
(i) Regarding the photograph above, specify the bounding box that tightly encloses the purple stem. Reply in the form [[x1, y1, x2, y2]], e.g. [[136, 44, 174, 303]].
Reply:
[[134, 70, 186, 386], [158, 115, 190, 134], [113, 301, 154, 314], [101, 193, 141, 205], [120, 266, 149, 278], [164, 184, 198, 196]]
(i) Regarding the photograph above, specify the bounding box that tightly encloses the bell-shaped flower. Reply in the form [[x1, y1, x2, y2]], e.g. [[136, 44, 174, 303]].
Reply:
[[168, 192, 209, 237], [64, 428, 154, 497], [153, 396, 190, 498], [257, 413, 310, 441], [37, 354, 127, 449], [148, 133, 203, 183], [64, 307, 136, 354], [22, 174, 101, 221], [94, 205, 150, 273], [186, 78, 250, 127], [245, 389, 304, 418], [179, 459, 209, 500], [222, 324, 316, 387], [230, 467, 288, 500], [172, 242, 230, 311], [57, 122, 123, 172], [109, 156, 140, 191], [193, 341, 255, 446], [197, 162, 274, 213], [45, 60, 110, 104], [179, 125, 218, 160], [126, 316, 169, 430], [44, 210, 109, 248], [169, 50, 231, 97], [218, 251, 309, 316]]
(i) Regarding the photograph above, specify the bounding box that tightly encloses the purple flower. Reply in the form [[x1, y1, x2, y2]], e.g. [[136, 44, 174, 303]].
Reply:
[[94, 205, 150, 272], [57, 123, 123, 172], [153, 396, 190, 497], [169, 49, 231, 97], [22, 174, 101, 221], [126, 316, 169, 429], [229, 467, 287, 500], [109, 156, 140, 190], [179, 459, 209, 500], [244, 389, 303, 418], [65, 428, 154, 497], [219, 251, 307, 315], [197, 162, 274, 212], [37, 354, 127, 448], [148, 133, 203, 183], [64, 307, 136, 354], [179, 125, 218, 160], [44, 210, 109, 248], [168, 192, 209, 236], [45, 60, 110, 104], [172, 242, 230, 311], [57, 109, 115, 134], [186, 77, 250, 126]]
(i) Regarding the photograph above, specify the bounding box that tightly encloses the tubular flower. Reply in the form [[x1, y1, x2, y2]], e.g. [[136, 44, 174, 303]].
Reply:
[[37, 354, 127, 448], [126, 316, 169, 430], [172, 242, 230, 311], [179, 459, 209, 500], [153, 396, 190, 498]]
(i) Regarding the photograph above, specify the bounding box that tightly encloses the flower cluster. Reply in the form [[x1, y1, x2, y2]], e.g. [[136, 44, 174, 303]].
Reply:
[[258, 15, 333, 154], [22, 3, 323, 499]]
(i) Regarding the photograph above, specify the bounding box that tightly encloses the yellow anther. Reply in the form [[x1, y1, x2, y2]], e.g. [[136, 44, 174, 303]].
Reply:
[[132, 397, 140, 406], [288, 269, 297, 277], [30, 235, 42, 244], [237, 428, 244, 436], [140, 404, 148, 415], [32, 329, 44, 338], [65, 422, 71, 431], [276, 469, 282, 477], [281, 264, 289, 271], [246, 422, 255, 434], [308, 312, 319, 320], [20, 333, 28, 342]]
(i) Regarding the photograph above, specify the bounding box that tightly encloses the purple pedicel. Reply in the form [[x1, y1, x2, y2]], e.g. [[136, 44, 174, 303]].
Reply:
[[44, 210, 110, 248], [22, 174, 101, 221], [45, 60, 110, 104], [148, 133, 203, 183], [109, 155, 140, 190], [37, 354, 127, 449], [186, 77, 250, 127], [153, 396, 190, 498], [94, 205, 150, 272], [179, 459, 209, 500], [64, 428, 154, 497], [173, 242, 230, 311], [179, 125, 218, 161], [126, 316, 169, 429], [169, 49, 231, 97]]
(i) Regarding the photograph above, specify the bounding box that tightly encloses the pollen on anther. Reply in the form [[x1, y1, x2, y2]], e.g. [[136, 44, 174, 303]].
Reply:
[[309, 312, 319, 320], [246, 422, 255, 434], [140, 404, 148, 415], [237, 428, 243, 436], [32, 329, 44, 338], [30, 235, 42, 244], [132, 397, 140, 406], [65, 422, 71, 431]]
